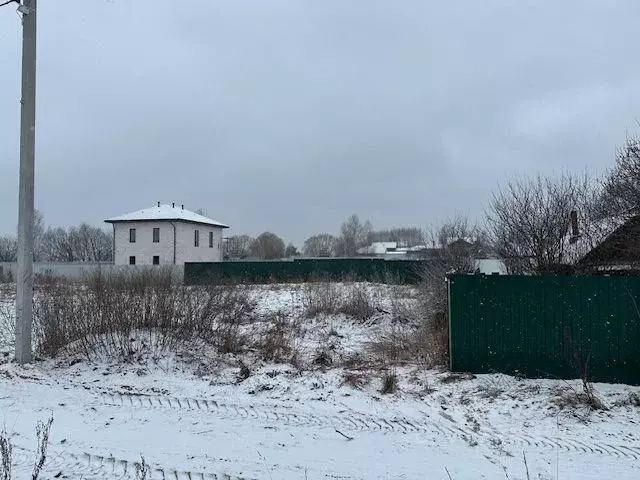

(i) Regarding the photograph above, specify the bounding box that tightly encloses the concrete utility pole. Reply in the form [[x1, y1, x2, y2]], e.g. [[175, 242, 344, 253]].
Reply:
[[15, 0, 37, 364]]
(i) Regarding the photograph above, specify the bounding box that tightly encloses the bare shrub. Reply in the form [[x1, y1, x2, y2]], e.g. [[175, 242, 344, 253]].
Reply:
[[476, 378, 504, 401], [311, 326, 340, 368], [564, 332, 607, 411], [32, 269, 255, 360], [613, 392, 640, 408], [440, 372, 475, 384], [0, 297, 14, 350], [301, 283, 340, 317], [212, 322, 247, 354], [135, 456, 151, 480], [552, 385, 607, 412], [415, 216, 485, 365], [313, 349, 333, 368], [341, 371, 369, 390], [339, 284, 375, 321], [258, 312, 299, 363], [32, 417, 53, 480], [237, 361, 251, 383], [342, 351, 367, 369], [0, 430, 11, 480], [0, 417, 55, 480], [368, 318, 448, 367], [380, 371, 398, 394]]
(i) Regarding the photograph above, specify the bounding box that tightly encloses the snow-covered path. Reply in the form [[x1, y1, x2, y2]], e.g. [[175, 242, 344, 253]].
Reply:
[[1, 362, 640, 480]]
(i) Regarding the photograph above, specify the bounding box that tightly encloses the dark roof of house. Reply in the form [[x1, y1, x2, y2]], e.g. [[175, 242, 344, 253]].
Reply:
[[579, 215, 640, 266]]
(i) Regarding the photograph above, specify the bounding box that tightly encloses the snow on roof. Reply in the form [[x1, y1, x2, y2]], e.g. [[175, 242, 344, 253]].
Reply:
[[105, 204, 229, 228], [563, 214, 626, 264]]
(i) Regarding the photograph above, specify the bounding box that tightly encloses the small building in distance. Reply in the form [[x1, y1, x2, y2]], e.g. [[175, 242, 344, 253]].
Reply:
[[105, 203, 229, 266]]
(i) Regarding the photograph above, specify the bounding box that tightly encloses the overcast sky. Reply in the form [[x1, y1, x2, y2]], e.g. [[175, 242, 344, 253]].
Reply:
[[1, 0, 639, 245]]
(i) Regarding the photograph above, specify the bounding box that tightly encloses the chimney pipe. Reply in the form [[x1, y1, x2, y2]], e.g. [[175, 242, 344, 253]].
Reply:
[[570, 210, 579, 243], [172, 202, 175, 208]]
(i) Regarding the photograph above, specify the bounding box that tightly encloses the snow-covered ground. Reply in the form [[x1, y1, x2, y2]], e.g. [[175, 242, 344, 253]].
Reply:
[[0, 283, 639, 479]]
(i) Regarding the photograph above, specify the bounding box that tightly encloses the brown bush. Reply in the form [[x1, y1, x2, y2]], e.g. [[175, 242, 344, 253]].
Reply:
[[367, 316, 448, 367], [341, 371, 370, 389], [301, 282, 340, 317], [381, 371, 398, 394], [338, 284, 375, 321], [0, 296, 14, 351], [32, 269, 255, 360], [257, 312, 300, 363]]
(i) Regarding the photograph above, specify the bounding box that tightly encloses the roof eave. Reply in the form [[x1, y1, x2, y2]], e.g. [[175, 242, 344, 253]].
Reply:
[[104, 218, 229, 228]]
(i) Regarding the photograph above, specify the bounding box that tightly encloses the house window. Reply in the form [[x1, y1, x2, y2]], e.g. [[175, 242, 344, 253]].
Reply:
[[129, 256, 136, 265], [153, 256, 160, 265], [194, 229, 200, 247], [129, 228, 136, 243], [209, 231, 214, 248], [153, 227, 160, 243]]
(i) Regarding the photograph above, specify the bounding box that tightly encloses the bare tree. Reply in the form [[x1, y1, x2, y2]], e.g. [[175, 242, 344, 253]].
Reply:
[[0, 236, 17, 262], [70, 224, 112, 261], [603, 134, 640, 217], [33, 209, 45, 262], [285, 243, 299, 257], [303, 234, 338, 257], [370, 227, 425, 247], [0, 209, 45, 263], [40, 224, 112, 262], [336, 214, 372, 257], [251, 232, 286, 260], [225, 235, 254, 259], [427, 215, 488, 273], [487, 172, 594, 274]]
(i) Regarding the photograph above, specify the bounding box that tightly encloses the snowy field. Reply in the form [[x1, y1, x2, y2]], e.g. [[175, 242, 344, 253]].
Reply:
[[0, 283, 639, 479]]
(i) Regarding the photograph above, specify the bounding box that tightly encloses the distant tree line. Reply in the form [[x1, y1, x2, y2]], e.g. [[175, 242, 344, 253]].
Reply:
[[225, 215, 428, 260], [0, 210, 112, 262]]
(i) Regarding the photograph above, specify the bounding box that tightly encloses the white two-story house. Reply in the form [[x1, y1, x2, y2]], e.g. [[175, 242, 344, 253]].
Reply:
[[105, 203, 229, 266]]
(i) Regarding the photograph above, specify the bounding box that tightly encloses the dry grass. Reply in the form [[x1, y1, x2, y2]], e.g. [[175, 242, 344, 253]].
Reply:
[[32, 417, 53, 480], [301, 282, 376, 321], [338, 284, 375, 321], [0, 417, 53, 480], [366, 275, 449, 368], [0, 429, 11, 480], [135, 456, 151, 480], [301, 283, 340, 317], [32, 270, 255, 360], [257, 312, 300, 364], [380, 371, 398, 394], [367, 319, 448, 367], [552, 387, 608, 411], [476, 377, 505, 401], [341, 371, 370, 390], [0, 299, 13, 351], [613, 392, 640, 408]]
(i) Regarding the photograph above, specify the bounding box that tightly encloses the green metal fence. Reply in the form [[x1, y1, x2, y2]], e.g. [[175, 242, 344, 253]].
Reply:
[[449, 275, 640, 385], [185, 259, 426, 285]]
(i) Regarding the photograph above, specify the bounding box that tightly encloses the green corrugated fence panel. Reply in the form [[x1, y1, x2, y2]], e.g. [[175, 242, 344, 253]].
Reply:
[[449, 275, 640, 385], [184, 259, 425, 285]]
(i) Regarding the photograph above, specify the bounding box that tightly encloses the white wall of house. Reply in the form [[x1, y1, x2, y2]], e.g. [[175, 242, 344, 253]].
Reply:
[[113, 221, 224, 266], [175, 222, 223, 264]]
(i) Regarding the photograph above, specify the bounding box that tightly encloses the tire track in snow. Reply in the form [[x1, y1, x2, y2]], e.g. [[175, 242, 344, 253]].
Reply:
[[101, 392, 462, 438], [101, 392, 640, 460], [507, 432, 640, 460], [11, 445, 255, 480]]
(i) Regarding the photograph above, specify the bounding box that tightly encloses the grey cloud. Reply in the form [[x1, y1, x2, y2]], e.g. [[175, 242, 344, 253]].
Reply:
[[1, 0, 640, 245]]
